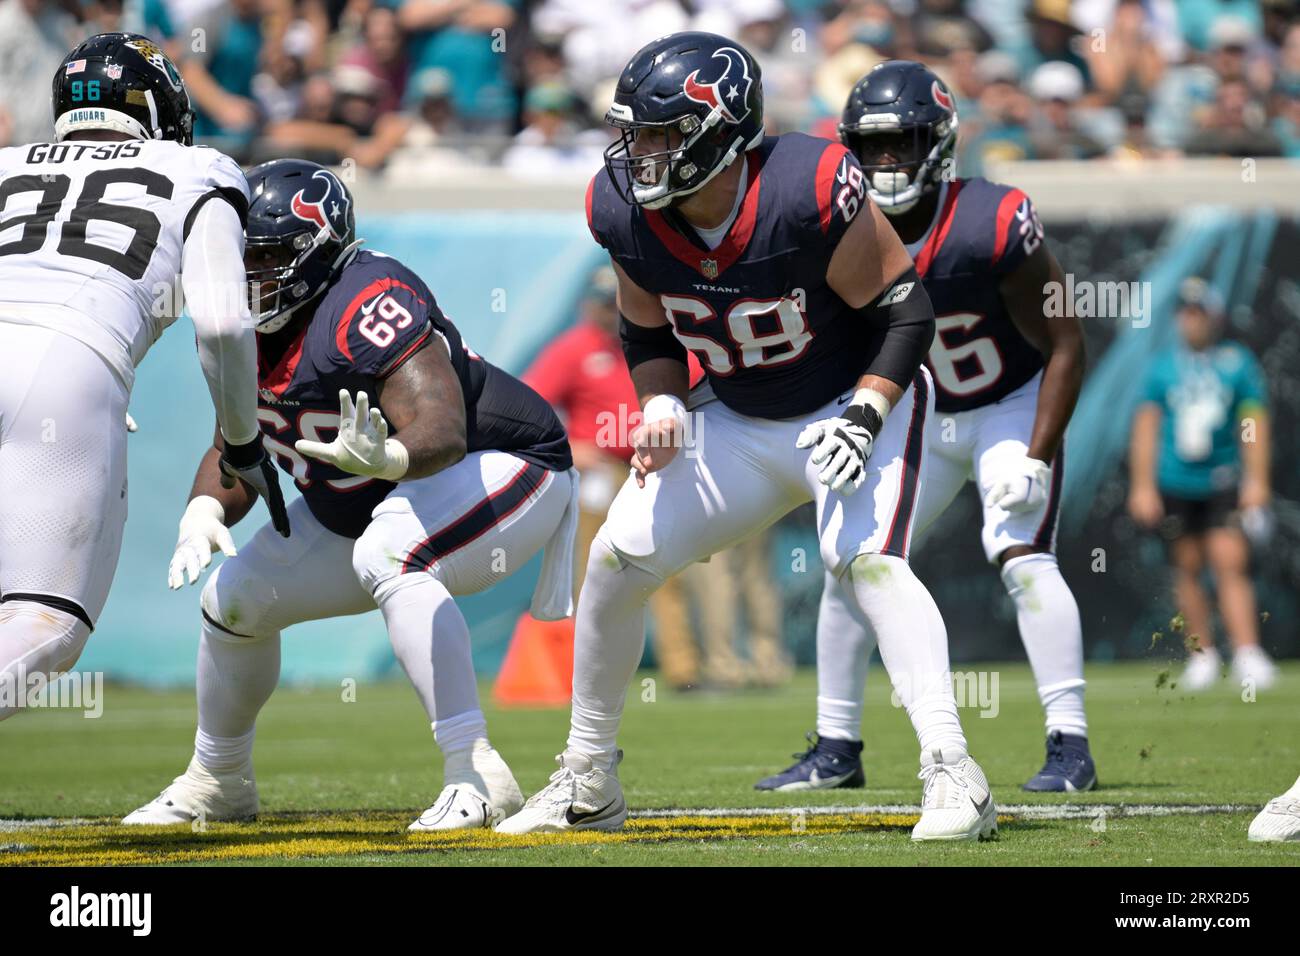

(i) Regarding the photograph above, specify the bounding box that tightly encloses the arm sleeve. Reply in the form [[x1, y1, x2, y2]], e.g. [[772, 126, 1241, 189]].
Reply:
[[860, 267, 936, 389], [181, 197, 260, 446], [184, 150, 249, 241]]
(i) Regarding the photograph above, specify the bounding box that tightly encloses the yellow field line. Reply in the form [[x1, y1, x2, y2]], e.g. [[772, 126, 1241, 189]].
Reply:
[[0, 811, 934, 866]]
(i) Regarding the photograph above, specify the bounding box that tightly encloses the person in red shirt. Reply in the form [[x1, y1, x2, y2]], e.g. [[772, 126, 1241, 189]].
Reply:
[[524, 266, 702, 689]]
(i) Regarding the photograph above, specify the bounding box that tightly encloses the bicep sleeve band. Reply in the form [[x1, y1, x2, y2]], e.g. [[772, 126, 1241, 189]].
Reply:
[[620, 314, 687, 372], [860, 266, 935, 389], [184, 186, 249, 241]]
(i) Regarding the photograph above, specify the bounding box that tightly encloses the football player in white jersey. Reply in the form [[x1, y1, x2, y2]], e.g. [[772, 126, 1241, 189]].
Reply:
[[0, 33, 288, 718]]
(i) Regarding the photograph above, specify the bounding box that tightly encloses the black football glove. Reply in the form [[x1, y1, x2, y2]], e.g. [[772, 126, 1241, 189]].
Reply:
[[219, 436, 291, 537]]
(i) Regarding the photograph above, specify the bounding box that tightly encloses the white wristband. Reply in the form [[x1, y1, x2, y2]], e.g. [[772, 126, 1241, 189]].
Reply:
[[852, 387, 892, 425], [379, 438, 410, 481], [642, 393, 687, 428]]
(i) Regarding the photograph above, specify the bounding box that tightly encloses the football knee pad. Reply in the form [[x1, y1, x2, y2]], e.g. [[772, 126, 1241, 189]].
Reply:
[[591, 524, 671, 585], [353, 498, 422, 596], [578, 537, 667, 617], [0, 591, 93, 630], [846, 552, 909, 593], [0, 600, 92, 677], [999, 550, 1058, 595], [200, 561, 277, 641]]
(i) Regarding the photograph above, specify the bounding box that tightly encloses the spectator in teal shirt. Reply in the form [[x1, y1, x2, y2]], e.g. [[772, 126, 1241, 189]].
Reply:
[[396, 0, 519, 129], [181, 0, 264, 145], [1128, 278, 1275, 692]]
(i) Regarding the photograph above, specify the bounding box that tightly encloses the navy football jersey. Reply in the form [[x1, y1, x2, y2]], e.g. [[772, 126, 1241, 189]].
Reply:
[[911, 177, 1046, 414], [588, 133, 885, 420], [256, 250, 571, 539]]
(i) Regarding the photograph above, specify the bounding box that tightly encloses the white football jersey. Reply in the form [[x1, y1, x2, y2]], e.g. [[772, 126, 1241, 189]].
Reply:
[[0, 139, 248, 389]]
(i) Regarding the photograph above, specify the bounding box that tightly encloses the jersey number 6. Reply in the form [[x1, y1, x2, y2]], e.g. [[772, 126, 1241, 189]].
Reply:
[[927, 312, 1004, 396]]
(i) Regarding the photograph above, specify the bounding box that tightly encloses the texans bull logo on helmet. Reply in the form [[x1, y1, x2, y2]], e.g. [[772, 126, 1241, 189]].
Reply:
[[290, 169, 352, 242], [682, 46, 753, 125], [931, 80, 954, 113]]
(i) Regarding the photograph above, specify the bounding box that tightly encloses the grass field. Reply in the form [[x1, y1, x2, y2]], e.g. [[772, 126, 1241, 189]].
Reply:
[[2, 662, 1298, 866]]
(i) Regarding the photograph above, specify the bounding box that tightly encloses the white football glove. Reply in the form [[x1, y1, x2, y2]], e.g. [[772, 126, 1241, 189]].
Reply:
[[796, 400, 884, 496], [984, 456, 1052, 513], [295, 389, 409, 481], [125, 412, 138, 433], [168, 496, 237, 589]]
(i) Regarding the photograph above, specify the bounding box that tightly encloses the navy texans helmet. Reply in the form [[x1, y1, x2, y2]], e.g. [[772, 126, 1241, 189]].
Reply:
[[243, 159, 361, 333], [604, 32, 764, 209], [52, 33, 194, 145], [838, 60, 959, 215]]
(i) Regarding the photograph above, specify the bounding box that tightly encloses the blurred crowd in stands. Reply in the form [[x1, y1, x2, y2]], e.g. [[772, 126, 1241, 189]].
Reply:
[[2, 0, 1298, 175]]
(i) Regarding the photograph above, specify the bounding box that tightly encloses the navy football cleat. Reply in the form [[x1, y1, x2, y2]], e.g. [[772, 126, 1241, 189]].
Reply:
[[1022, 731, 1097, 792], [755, 733, 865, 791]]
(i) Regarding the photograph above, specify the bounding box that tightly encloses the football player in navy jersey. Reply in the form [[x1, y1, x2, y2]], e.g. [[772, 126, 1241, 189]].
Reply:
[[758, 61, 1093, 794], [124, 160, 579, 831], [500, 34, 997, 841]]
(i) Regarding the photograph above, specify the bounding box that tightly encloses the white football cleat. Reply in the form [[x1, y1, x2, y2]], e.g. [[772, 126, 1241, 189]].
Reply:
[[495, 750, 627, 834], [410, 785, 501, 831], [911, 747, 998, 842], [1181, 646, 1222, 691], [409, 740, 523, 832], [1232, 645, 1277, 691], [1248, 777, 1300, 843], [122, 756, 257, 825]]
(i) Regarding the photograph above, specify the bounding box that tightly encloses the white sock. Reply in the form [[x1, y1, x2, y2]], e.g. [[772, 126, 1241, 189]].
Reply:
[[194, 727, 256, 774], [375, 573, 481, 726], [195, 614, 279, 749], [815, 569, 874, 741], [1001, 552, 1088, 738], [848, 554, 965, 755], [432, 708, 488, 758], [566, 539, 657, 768]]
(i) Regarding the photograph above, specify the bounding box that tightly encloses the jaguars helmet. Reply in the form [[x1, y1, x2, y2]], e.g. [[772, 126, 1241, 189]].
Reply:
[[838, 60, 959, 215], [604, 32, 764, 209], [53, 33, 194, 145], [243, 159, 362, 334]]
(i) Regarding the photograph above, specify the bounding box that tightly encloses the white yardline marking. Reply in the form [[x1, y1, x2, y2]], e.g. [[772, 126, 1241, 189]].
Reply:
[[0, 818, 92, 831], [632, 804, 1255, 820]]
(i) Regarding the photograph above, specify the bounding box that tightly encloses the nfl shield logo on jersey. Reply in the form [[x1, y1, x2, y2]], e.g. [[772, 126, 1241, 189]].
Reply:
[[701, 258, 719, 279]]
